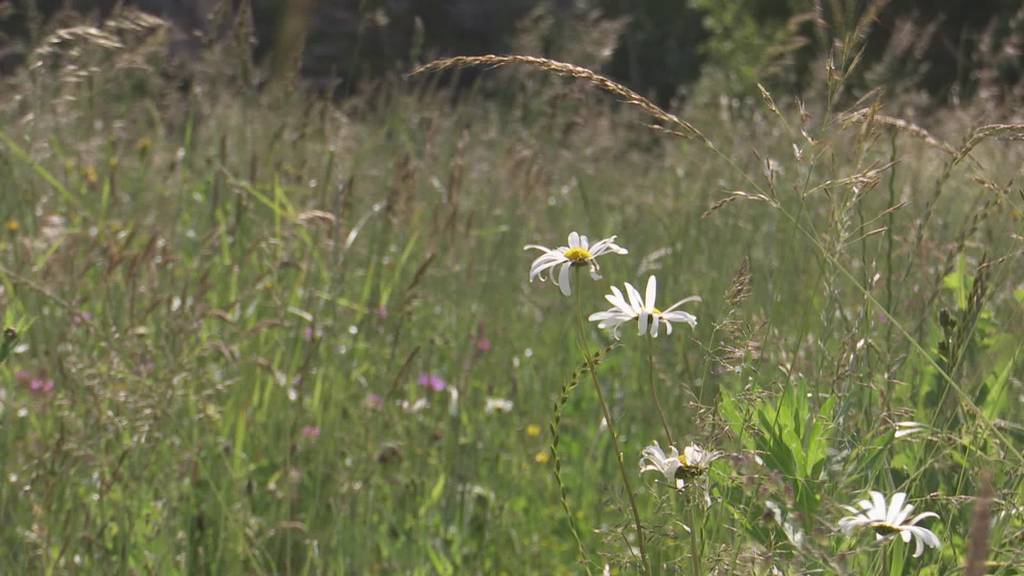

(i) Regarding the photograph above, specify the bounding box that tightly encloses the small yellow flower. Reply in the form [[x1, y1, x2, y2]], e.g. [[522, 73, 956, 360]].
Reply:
[[526, 424, 541, 437], [534, 450, 550, 464], [136, 136, 152, 154], [5, 219, 19, 233], [83, 165, 99, 185]]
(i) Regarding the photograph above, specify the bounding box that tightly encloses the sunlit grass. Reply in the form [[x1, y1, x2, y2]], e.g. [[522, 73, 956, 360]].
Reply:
[[0, 34, 1023, 575]]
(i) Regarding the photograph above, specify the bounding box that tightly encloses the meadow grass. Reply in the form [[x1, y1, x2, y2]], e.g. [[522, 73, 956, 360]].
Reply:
[[1, 24, 1023, 575]]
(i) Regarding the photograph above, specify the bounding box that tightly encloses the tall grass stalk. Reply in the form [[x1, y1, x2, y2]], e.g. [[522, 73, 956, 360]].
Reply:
[[550, 355, 595, 576]]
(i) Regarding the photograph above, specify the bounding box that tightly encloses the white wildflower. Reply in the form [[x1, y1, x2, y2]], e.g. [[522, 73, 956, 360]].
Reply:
[[838, 491, 940, 557], [400, 398, 429, 413], [589, 275, 699, 338], [639, 441, 722, 490], [525, 231, 627, 296], [484, 397, 514, 414], [765, 500, 805, 549]]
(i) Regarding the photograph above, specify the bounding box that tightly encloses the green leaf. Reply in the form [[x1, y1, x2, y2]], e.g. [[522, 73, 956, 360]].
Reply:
[[719, 390, 754, 450], [425, 544, 454, 576], [419, 473, 447, 518], [941, 255, 970, 310], [981, 349, 1018, 420]]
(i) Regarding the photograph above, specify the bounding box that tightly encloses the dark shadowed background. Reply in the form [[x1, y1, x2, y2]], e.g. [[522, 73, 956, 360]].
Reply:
[[2, 1, 1022, 106]]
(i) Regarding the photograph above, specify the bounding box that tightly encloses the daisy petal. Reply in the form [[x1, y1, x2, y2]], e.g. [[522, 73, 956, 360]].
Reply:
[[558, 263, 572, 296], [625, 283, 644, 313], [887, 492, 907, 524], [645, 275, 657, 311], [662, 295, 702, 314], [907, 511, 939, 525], [869, 492, 888, 521]]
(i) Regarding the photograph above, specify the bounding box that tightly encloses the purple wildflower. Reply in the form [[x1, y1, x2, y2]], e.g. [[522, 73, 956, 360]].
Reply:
[[475, 336, 492, 353], [417, 373, 447, 392], [29, 377, 54, 395], [15, 370, 54, 395], [364, 393, 383, 409]]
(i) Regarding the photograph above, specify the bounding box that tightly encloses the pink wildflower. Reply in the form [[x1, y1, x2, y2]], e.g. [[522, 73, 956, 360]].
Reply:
[[417, 373, 447, 392], [364, 393, 384, 409], [29, 377, 54, 395], [475, 336, 492, 352]]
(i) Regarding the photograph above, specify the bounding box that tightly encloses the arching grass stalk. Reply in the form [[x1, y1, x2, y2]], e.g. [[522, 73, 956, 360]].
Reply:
[[573, 268, 649, 574], [646, 336, 674, 446]]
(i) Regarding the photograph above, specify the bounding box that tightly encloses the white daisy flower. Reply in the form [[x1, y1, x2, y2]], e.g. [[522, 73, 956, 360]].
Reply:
[[639, 441, 722, 490], [484, 397, 514, 414], [400, 398, 429, 413], [589, 275, 700, 338], [524, 231, 628, 296], [837, 491, 941, 557], [765, 500, 805, 549]]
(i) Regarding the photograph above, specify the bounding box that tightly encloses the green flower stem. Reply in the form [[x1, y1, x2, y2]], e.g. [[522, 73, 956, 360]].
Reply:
[[573, 268, 649, 575], [647, 336, 674, 447], [686, 501, 702, 576]]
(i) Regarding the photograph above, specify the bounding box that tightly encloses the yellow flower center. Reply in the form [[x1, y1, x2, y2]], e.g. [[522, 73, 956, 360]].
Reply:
[[652, 308, 663, 315], [675, 453, 705, 480], [873, 523, 902, 536], [563, 247, 592, 263]]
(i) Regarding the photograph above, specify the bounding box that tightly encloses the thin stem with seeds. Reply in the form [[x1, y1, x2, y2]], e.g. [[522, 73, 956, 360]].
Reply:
[[550, 355, 596, 576]]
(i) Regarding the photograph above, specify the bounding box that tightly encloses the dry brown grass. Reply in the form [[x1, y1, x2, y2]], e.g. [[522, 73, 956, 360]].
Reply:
[[954, 123, 1024, 166], [965, 472, 994, 576], [409, 54, 704, 141], [840, 107, 957, 156]]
